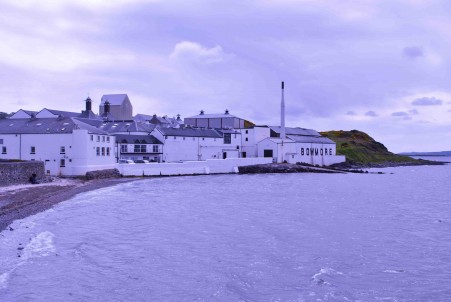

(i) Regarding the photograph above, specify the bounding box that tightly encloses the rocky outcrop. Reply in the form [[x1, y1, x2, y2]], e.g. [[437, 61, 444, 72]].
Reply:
[[238, 163, 343, 174], [85, 168, 121, 180]]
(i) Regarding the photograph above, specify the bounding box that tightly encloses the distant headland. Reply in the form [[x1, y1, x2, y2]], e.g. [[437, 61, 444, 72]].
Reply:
[[320, 130, 448, 168]]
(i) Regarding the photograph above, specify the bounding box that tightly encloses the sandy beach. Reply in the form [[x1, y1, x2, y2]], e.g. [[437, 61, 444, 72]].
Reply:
[[0, 177, 139, 232]]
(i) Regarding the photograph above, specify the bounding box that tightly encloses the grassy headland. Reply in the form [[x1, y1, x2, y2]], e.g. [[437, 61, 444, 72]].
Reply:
[[320, 130, 444, 168]]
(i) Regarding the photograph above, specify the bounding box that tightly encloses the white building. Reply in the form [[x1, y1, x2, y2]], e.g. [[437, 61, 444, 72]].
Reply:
[[256, 126, 345, 165], [0, 117, 116, 176], [155, 127, 241, 162]]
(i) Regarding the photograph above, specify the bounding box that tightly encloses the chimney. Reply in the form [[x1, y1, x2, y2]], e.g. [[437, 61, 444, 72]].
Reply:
[[104, 100, 111, 114], [225, 109, 229, 115], [85, 97, 92, 111], [200, 110, 204, 115], [280, 81, 286, 139]]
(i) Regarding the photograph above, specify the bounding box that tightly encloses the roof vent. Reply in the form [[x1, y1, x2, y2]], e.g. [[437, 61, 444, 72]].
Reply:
[[200, 110, 204, 115]]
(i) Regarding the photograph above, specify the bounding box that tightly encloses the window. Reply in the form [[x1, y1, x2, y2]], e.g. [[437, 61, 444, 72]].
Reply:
[[90, 135, 93, 141], [183, 137, 185, 140], [164, 136, 168, 139], [106, 147, 110, 156], [0, 139, 3, 144], [245, 138, 248, 142], [173, 136, 176, 140], [121, 145, 128, 153], [224, 133, 231, 144], [97, 136, 100, 142], [134, 144, 146, 153], [96, 147, 100, 156], [60, 159, 65, 167], [60, 146, 65, 154], [107, 137, 110, 143], [30, 146, 36, 154], [102, 136, 105, 142], [152, 145, 159, 153], [245, 130, 248, 134], [1, 146, 6, 154], [101, 147, 105, 156]]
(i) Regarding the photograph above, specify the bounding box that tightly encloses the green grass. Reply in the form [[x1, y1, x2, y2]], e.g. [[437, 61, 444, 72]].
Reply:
[[320, 130, 418, 164]]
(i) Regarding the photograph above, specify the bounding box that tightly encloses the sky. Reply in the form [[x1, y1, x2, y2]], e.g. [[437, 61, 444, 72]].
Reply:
[[1, 0, 450, 152]]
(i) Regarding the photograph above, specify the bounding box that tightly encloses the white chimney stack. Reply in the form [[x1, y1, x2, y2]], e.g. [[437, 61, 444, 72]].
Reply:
[[280, 81, 286, 140]]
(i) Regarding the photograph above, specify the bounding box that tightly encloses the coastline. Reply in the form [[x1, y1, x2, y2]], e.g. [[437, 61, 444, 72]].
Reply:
[[0, 177, 139, 232], [2, 158, 448, 232]]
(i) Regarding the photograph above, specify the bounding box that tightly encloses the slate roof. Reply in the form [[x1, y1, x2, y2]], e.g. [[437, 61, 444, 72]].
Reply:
[[269, 126, 321, 137], [0, 117, 108, 135], [41, 109, 80, 118], [100, 94, 129, 105], [186, 112, 240, 119], [93, 120, 156, 134], [114, 134, 162, 145], [159, 127, 222, 138], [287, 135, 335, 144]]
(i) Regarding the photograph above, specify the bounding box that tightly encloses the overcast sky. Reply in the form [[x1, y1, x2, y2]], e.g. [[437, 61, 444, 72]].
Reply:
[[1, 0, 450, 152]]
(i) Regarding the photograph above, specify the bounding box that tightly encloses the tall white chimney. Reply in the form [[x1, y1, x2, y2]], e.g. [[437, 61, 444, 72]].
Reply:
[[280, 81, 286, 139]]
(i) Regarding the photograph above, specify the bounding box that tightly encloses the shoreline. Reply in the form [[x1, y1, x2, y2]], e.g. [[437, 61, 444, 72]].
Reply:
[[0, 177, 139, 232], [1, 159, 448, 232]]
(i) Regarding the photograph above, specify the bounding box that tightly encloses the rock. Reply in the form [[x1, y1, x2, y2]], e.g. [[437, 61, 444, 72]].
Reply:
[[85, 168, 121, 180]]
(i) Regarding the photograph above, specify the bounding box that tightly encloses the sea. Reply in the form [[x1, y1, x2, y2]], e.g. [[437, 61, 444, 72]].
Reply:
[[1, 157, 451, 302]]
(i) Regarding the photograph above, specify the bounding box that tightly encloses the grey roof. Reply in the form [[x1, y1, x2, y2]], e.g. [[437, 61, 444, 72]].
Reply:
[[216, 129, 241, 135], [78, 110, 102, 120], [134, 114, 153, 121], [186, 112, 240, 119], [287, 135, 335, 144], [269, 126, 321, 136], [114, 134, 162, 145], [159, 127, 222, 138], [92, 120, 156, 134], [100, 94, 129, 105], [0, 117, 108, 135], [42, 109, 80, 118]]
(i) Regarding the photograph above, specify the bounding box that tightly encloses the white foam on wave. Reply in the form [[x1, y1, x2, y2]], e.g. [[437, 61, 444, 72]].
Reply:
[[383, 269, 404, 274], [0, 272, 9, 289], [311, 267, 344, 285], [22, 231, 56, 260]]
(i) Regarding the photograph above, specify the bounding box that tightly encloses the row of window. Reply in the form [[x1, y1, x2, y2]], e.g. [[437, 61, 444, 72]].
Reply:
[[96, 147, 111, 156], [120, 144, 160, 153], [90, 135, 111, 143], [1, 146, 66, 154]]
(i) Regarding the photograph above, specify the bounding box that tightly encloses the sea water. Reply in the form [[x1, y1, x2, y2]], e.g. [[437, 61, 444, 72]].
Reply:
[[1, 160, 451, 301]]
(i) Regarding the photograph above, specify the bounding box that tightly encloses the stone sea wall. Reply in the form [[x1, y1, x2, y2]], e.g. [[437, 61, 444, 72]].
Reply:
[[0, 161, 45, 186]]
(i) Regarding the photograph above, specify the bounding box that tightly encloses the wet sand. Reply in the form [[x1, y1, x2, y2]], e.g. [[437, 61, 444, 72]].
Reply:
[[0, 178, 139, 232]]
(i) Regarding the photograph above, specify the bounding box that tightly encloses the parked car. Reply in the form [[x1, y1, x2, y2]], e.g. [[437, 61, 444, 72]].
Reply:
[[134, 159, 150, 164], [118, 159, 135, 164]]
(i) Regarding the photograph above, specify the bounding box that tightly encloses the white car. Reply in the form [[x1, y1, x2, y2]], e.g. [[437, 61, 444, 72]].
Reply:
[[118, 159, 135, 164]]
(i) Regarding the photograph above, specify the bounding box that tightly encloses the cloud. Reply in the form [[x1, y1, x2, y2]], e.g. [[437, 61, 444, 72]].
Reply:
[[391, 111, 409, 117], [365, 110, 377, 117], [408, 109, 419, 115], [412, 97, 443, 106], [346, 111, 356, 116], [170, 41, 232, 64], [402, 46, 423, 59]]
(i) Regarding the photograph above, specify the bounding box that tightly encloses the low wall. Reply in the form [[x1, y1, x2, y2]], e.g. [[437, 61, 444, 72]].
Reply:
[[0, 161, 45, 186], [118, 158, 273, 176]]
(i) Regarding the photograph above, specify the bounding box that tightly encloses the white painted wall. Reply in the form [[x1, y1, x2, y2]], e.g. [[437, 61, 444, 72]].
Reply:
[[240, 126, 271, 158], [0, 130, 117, 176], [162, 133, 241, 162], [118, 157, 272, 176], [257, 138, 345, 166]]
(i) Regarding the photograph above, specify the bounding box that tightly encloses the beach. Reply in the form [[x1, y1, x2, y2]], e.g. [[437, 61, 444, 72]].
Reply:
[[0, 177, 138, 232]]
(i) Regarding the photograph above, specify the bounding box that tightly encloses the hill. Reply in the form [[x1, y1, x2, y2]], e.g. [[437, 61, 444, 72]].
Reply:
[[398, 151, 451, 157], [319, 130, 440, 167]]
